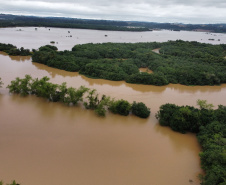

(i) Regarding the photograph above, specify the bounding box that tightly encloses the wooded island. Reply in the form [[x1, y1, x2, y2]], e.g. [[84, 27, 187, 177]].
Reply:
[[1, 40, 226, 86]]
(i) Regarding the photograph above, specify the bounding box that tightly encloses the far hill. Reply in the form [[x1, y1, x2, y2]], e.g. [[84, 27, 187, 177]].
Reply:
[[0, 14, 226, 33]]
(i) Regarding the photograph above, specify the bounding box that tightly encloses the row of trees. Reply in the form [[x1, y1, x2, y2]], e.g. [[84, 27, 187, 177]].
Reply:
[[156, 100, 226, 185], [7, 75, 150, 118]]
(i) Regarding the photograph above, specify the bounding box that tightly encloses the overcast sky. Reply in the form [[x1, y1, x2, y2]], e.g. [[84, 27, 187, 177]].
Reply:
[[0, 0, 226, 24]]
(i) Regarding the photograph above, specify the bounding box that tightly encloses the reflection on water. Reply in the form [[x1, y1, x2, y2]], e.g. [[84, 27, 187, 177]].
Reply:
[[9, 55, 31, 62], [32, 62, 80, 79]]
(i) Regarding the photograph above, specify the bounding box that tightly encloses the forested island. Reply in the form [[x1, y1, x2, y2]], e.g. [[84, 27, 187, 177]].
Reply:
[[1, 40, 226, 86], [31, 41, 226, 86], [156, 100, 226, 185], [1, 14, 226, 33]]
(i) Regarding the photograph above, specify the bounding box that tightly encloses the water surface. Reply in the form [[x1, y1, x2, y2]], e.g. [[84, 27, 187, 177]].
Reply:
[[0, 27, 225, 51], [0, 28, 226, 185]]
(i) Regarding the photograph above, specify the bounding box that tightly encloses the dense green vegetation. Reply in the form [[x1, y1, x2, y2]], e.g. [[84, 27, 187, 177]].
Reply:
[[32, 40, 226, 86], [156, 100, 226, 185], [0, 43, 31, 56], [7, 75, 150, 118], [131, 102, 151, 118], [1, 40, 226, 86], [1, 14, 226, 33]]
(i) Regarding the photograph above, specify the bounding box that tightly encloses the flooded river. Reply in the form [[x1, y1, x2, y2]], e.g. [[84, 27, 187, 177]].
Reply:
[[0, 27, 226, 51], [0, 28, 226, 185]]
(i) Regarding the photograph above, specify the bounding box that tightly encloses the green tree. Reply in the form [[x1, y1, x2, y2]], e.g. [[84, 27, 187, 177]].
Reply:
[[155, 103, 179, 126], [197, 99, 214, 110], [7, 75, 32, 96], [94, 95, 111, 116], [58, 82, 67, 102], [84, 89, 99, 109], [64, 86, 89, 105], [30, 76, 52, 99], [39, 45, 58, 51], [109, 99, 131, 116], [131, 101, 150, 118]]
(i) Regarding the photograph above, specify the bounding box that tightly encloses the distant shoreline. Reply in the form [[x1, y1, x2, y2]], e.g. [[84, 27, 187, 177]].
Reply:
[[1, 14, 226, 33]]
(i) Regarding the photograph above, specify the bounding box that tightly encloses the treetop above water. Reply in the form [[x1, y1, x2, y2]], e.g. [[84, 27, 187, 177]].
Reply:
[[6, 75, 151, 118]]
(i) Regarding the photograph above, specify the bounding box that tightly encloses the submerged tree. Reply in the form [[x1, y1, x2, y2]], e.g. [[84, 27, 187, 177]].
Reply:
[[131, 101, 151, 118], [64, 86, 89, 105], [7, 75, 32, 96], [84, 89, 98, 109], [7, 75, 150, 118], [94, 95, 112, 116], [109, 99, 131, 116], [197, 99, 214, 110]]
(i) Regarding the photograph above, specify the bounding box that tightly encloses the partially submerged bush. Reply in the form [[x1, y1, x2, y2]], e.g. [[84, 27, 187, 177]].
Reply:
[[7, 75, 151, 118], [132, 101, 150, 118]]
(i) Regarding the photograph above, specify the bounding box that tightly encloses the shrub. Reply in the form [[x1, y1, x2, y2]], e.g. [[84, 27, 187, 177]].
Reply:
[[132, 101, 150, 118], [109, 99, 131, 116]]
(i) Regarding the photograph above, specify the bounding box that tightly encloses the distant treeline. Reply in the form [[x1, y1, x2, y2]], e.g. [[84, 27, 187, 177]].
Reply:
[[156, 100, 226, 185], [1, 14, 226, 33], [1, 40, 226, 86], [0, 14, 149, 31], [7, 75, 151, 118]]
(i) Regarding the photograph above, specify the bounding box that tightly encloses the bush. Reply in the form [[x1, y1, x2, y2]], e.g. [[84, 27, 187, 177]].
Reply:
[[109, 99, 131, 116], [132, 102, 150, 118]]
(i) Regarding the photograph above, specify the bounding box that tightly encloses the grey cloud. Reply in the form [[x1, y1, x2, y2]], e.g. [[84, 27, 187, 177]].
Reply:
[[14, 0, 226, 8], [0, 0, 226, 23]]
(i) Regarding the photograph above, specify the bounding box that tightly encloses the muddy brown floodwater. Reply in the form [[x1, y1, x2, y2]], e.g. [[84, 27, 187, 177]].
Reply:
[[0, 28, 226, 185]]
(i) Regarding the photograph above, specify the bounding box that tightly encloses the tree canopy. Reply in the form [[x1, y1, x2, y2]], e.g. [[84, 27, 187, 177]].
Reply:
[[156, 100, 226, 185], [1, 40, 226, 86], [31, 40, 226, 86]]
